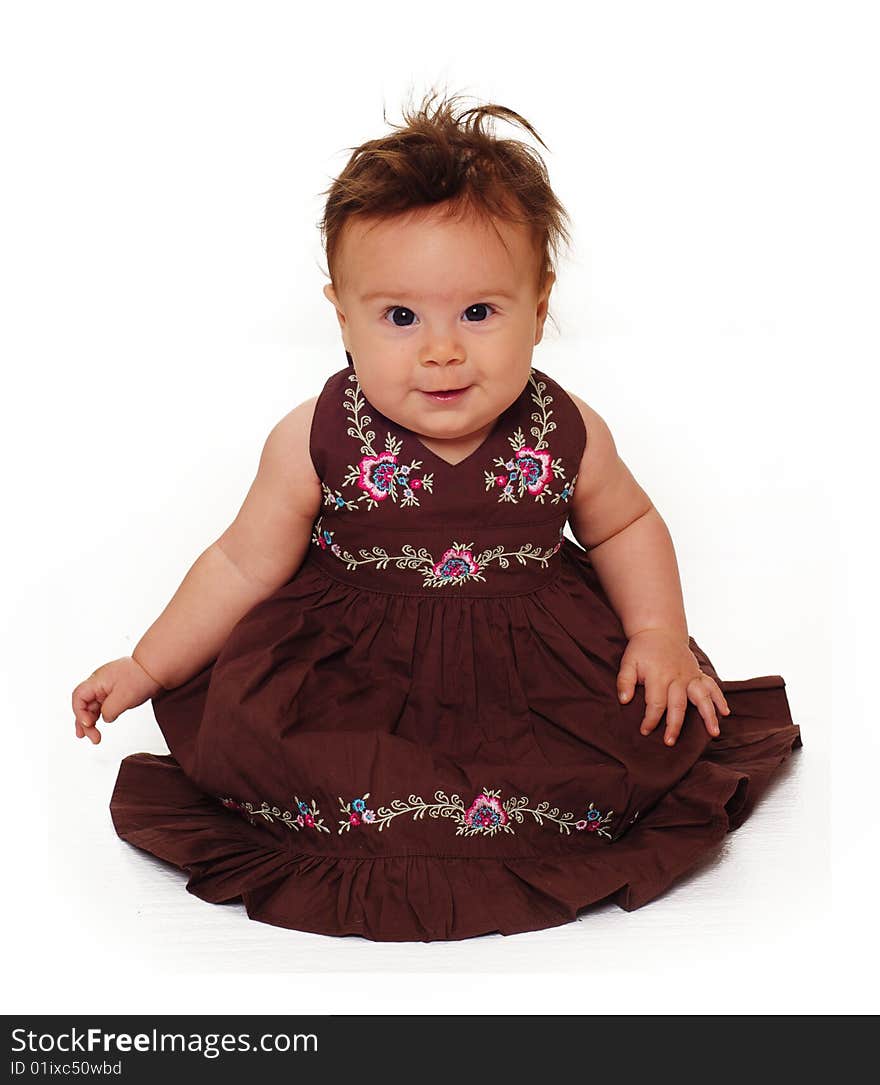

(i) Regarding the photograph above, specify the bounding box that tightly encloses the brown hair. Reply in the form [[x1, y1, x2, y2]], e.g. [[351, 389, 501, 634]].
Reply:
[[317, 87, 572, 326]]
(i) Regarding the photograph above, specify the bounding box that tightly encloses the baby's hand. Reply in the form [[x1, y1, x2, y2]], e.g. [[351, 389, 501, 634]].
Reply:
[[71, 656, 163, 745], [616, 629, 731, 746]]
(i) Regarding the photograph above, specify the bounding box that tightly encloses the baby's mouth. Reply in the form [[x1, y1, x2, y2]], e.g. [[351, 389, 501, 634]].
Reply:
[[421, 387, 470, 402]]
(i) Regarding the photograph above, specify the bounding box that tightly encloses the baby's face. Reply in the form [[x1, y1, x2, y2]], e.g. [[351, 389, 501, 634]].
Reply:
[[323, 203, 554, 450]]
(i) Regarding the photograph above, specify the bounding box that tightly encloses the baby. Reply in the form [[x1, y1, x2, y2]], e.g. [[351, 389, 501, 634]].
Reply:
[[73, 105, 728, 749], [71, 89, 798, 942]]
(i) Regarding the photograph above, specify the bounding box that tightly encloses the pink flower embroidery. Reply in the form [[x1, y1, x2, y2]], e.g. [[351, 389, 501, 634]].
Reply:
[[433, 546, 480, 582], [514, 447, 553, 494], [464, 792, 509, 831], [358, 452, 399, 502], [575, 802, 614, 838]]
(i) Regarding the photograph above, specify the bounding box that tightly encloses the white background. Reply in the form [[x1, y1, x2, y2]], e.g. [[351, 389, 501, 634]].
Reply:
[[3, 0, 875, 1014]]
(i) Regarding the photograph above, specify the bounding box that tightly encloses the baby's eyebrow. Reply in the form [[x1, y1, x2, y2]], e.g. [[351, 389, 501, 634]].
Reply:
[[359, 289, 516, 302]]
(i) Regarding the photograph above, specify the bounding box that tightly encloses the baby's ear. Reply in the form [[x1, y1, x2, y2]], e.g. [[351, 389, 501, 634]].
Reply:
[[534, 273, 556, 342], [323, 283, 347, 333]]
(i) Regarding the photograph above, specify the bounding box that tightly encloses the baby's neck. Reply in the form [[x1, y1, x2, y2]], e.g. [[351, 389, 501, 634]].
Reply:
[[414, 419, 497, 466]]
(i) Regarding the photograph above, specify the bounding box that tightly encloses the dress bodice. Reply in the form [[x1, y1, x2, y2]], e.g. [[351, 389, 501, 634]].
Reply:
[[306, 364, 587, 597]]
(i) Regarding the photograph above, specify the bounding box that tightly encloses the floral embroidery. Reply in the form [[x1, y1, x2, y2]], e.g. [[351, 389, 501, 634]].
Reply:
[[484, 373, 578, 506], [338, 788, 615, 839], [312, 518, 565, 587], [219, 795, 331, 834], [221, 787, 615, 841], [334, 374, 435, 511]]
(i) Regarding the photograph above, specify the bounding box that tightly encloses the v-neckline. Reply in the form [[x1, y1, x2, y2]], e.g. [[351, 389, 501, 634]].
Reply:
[[410, 412, 506, 470], [362, 376, 528, 471]]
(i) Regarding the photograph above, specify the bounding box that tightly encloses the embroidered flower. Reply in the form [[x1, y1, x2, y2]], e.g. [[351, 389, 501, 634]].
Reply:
[[339, 793, 372, 833], [463, 792, 509, 831], [483, 373, 578, 506], [358, 452, 399, 501], [515, 446, 553, 492], [320, 483, 358, 514], [433, 546, 481, 584], [574, 802, 614, 838], [218, 794, 330, 834]]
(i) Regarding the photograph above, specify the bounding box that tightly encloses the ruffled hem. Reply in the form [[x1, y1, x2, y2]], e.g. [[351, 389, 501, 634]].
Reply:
[[109, 705, 803, 942]]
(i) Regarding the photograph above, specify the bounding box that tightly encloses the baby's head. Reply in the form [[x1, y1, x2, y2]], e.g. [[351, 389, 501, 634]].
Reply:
[[319, 88, 572, 447]]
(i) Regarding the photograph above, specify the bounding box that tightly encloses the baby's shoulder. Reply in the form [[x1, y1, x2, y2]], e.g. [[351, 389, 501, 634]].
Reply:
[[561, 386, 595, 440], [554, 383, 619, 477], [270, 395, 321, 487]]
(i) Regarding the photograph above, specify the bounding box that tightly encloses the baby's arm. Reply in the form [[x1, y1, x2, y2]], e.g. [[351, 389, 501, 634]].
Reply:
[[73, 397, 322, 742], [565, 390, 729, 745], [565, 392, 687, 641], [133, 396, 323, 689]]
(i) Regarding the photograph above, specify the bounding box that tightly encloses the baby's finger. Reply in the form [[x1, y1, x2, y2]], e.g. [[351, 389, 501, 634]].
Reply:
[[72, 684, 102, 728], [75, 714, 99, 739], [707, 680, 731, 718], [72, 684, 91, 723], [74, 706, 100, 737], [88, 719, 102, 744], [687, 677, 720, 736], [617, 660, 637, 704], [640, 674, 667, 735], [662, 681, 688, 746], [698, 675, 731, 725]]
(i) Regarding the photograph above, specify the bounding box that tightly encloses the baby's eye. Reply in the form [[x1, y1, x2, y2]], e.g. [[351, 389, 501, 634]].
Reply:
[[463, 303, 495, 322], [384, 306, 417, 327], [382, 303, 497, 327]]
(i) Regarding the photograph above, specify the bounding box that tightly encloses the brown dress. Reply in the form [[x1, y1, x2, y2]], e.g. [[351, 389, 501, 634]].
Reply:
[[110, 361, 803, 941]]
